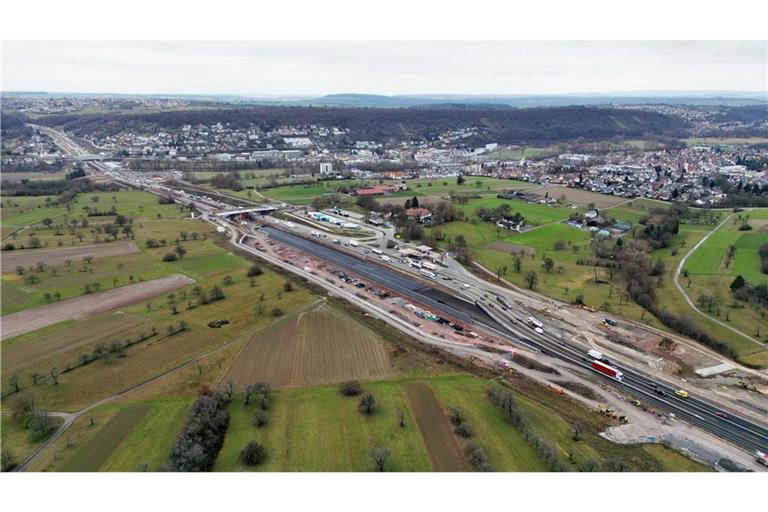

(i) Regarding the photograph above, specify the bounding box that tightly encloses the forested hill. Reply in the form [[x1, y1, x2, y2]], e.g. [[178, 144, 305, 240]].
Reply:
[[33, 105, 688, 144]]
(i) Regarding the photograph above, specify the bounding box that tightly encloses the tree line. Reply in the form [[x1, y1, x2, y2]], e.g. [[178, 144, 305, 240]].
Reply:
[[35, 105, 688, 145]]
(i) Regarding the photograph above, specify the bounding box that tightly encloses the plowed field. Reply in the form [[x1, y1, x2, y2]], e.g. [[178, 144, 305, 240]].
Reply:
[[222, 304, 394, 388]]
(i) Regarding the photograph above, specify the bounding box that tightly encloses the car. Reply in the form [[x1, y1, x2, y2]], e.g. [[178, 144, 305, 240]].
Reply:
[[655, 389, 667, 397], [675, 389, 689, 398], [714, 412, 729, 419]]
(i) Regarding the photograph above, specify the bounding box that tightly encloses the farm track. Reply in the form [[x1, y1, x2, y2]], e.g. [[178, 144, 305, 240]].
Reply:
[[0, 273, 195, 340], [403, 381, 468, 471]]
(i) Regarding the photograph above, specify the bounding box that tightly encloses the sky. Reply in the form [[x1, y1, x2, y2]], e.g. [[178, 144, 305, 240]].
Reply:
[[2, 41, 766, 97]]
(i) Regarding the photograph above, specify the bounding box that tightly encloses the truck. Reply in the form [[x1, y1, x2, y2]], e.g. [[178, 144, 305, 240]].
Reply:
[[587, 349, 604, 361], [419, 269, 436, 279], [591, 360, 624, 381], [372, 248, 383, 255], [422, 261, 438, 271], [528, 316, 543, 329], [349, 240, 360, 247]]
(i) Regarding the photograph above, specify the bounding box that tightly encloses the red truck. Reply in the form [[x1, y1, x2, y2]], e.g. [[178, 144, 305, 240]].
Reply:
[[591, 360, 624, 382]]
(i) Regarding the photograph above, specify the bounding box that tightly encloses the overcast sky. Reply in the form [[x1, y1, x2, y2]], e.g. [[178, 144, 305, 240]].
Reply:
[[2, 41, 766, 96]]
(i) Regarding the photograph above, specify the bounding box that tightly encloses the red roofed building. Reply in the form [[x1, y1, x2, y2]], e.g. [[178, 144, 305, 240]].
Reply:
[[405, 207, 432, 224], [354, 183, 407, 196]]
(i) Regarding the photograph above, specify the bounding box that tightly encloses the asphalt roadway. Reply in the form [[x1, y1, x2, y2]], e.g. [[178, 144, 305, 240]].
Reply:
[[263, 224, 768, 458], [262, 226, 501, 329]]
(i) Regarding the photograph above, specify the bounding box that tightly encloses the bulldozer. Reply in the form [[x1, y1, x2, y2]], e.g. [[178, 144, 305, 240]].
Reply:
[[736, 381, 757, 392], [597, 404, 619, 419]]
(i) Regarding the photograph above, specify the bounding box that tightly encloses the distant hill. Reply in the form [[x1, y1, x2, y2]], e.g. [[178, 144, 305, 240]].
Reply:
[[34, 105, 689, 145], [299, 93, 767, 108]]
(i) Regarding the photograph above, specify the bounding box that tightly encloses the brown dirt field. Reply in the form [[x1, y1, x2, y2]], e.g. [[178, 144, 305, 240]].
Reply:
[[0, 274, 195, 340], [403, 381, 468, 471], [2, 312, 150, 375], [527, 186, 626, 208], [1, 241, 139, 273], [222, 303, 394, 388], [485, 241, 536, 256]]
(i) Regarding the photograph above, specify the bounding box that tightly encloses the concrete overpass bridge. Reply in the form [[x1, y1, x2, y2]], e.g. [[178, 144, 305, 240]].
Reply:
[[215, 205, 280, 217]]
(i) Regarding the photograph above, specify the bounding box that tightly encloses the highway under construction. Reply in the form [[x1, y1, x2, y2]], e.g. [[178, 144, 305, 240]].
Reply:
[[260, 224, 768, 457]]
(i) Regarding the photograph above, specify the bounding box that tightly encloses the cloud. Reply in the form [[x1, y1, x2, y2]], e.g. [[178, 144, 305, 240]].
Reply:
[[2, 41, 765, 95]]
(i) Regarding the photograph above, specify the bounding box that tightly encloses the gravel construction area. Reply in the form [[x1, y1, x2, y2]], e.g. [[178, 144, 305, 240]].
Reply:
[[0, 273, 195, 340], [1, 241, 139, 272]]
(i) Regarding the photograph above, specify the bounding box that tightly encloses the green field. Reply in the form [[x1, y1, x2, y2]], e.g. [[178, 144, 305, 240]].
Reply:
[[260, 182, 356, 205], [678, 211, 768, 358], [254, 177, 534, 206], [0, 414, 64, 470], [216, 381, 432, 472], [1, 196, 70, 228], [455, 196, 574, 226]]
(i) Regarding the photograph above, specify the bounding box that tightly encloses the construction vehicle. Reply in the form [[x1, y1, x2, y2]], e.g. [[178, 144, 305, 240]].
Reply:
[[598, 405, 619, 419], [675, 389, 689, 399], [736, 381, 757, 392]]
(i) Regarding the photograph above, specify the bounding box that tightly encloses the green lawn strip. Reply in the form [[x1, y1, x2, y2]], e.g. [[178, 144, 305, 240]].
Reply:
[[428, 375, 546, 471], [641, 444, 710, 472], [59, 403, 150, 471], [98, 399, 190, 471]]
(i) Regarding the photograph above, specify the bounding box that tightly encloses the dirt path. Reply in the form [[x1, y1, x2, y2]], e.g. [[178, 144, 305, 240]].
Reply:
[[1, 241, 140, 272], [403, 381, 468, 471], [1, 273, 195, 340]]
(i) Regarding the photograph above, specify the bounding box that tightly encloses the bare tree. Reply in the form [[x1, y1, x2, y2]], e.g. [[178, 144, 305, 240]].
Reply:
[[49, 366, 59, 385], [397, 410, 406, 428], [525, 271, 538, 290], [9, 374, 20, 394], [370, 447, 391, 472], [224, 380, 235, 402], [358, 393, 377, 415], [244, 384, 256, 405]]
